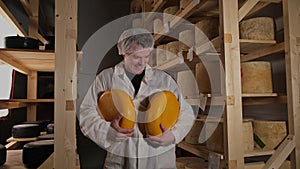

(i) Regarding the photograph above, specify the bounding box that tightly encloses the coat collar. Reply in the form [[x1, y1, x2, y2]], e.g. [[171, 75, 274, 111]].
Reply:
[[114, 61, 154, 84]]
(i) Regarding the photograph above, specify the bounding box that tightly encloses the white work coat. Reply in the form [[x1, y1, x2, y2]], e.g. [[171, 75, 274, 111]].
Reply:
[[79, 62, 195, 169]]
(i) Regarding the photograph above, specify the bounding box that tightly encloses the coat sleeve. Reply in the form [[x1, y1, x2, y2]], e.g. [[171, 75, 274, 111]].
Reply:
[[168, 76, 196, 144], [78, 70, 115, 149]]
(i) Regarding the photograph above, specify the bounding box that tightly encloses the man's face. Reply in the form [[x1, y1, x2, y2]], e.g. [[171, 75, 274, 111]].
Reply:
[[123, 45, 152, 75]]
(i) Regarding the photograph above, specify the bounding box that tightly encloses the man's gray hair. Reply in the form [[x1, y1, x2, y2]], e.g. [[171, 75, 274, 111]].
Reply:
[[117, 28, 154, 55]]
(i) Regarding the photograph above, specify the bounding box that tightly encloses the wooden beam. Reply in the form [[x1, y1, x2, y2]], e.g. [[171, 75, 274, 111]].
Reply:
[[54, 0, 77, 168], [238, 0, 260, 22], [27, 71, 37, 121], [0, 50, 31, 75], [169, 0, 201, 28], [0, 0, 26, 36], [0, 101, 27, 109], [219, 0, 244, 168], [241, 42, 285, 62], [263, 135, 296, 169], [28, 0, 39, 38], [283, 0, 300, 168], [20, 0, 32, 16]]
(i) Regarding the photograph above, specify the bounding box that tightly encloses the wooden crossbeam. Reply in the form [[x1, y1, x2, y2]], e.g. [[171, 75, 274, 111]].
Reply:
[[263, 135, 296, 169], [239, 0, 260, 22], [241, 42, 285, 62], [0, 0, 26, 36], [0, 50, 31, 75]]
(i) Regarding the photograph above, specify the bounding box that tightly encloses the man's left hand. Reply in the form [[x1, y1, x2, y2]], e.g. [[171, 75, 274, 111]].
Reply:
[[147, 124, 175, 147]]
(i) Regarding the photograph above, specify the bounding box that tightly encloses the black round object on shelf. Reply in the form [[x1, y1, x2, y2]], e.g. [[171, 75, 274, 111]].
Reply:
[[0, 144, 6, 166], [37, 134, 54, 140], [46, 123, 54, 134], [5, 36, 40, 49], [23, 140, 54, 168], [44, 36, 55, 50], [23, 120, 52, 133], [12, 124, 40, 138]]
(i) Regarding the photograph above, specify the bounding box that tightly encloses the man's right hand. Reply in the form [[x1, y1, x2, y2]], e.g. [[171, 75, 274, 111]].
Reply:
[[110, 115, 134, 141]]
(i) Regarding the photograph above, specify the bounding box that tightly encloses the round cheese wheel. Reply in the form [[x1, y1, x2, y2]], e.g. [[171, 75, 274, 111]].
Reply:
[[145, 91, 180, 136], [12, 124, 40, 138], [0, 144, 6, 166], [22, 140, 54, 168], [98, 89, 136, 129]]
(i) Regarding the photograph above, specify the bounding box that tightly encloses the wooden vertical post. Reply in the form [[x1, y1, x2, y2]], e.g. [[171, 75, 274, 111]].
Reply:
[[27, 71, 37, 121], [283, 0, 300, 168], [26, 0, 39, 122], [28, 0, 39, 38], [219, 0, 244, 168], [54, 0, 77, 168]]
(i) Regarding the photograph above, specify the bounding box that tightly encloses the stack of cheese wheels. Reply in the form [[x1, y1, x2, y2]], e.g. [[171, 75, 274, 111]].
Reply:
[[145, 91, 180, 136], [98, 89, 136, 129]]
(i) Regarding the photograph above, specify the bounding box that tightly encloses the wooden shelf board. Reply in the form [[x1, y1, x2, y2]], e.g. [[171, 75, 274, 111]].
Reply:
[[177, 141, 210, 160], [242, 93, 278, 97], [242, 95, 287, 105], [0, 99, 54, 103], [0, 48, 54, 72], [241, 42, 285, 62], [7, 136, 37, 142], [244, 149, 275, 157], [0, 101, 27, 109], [240, 39, 277, 54]]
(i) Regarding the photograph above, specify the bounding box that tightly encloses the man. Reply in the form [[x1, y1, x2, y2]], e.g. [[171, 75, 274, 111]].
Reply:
[[79, 28, 195, 169]]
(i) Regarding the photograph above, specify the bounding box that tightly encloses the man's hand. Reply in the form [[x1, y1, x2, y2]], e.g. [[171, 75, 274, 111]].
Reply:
[[147, 124, 175, 147], [109, 115, 134, 141]]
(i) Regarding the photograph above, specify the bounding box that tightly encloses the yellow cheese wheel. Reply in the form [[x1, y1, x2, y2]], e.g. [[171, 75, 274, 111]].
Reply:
[[98, 89, 136, 129], [145, 91, 180, 136]]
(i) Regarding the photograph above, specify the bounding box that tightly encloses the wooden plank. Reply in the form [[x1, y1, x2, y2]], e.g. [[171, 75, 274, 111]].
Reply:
[[20, 0, 32, 16], [263, 135, 296, 169], [247, 2, 271, 17], [240, 39, 276, 54], [38, 153, 54, 169], [241, 42, 285, 62], [0, 49, 55, 72], [0, 50, 32, 75], [238, 0, 260, 22], [220, 0, 244, 168], [0, 99, 54, 103], [54, 0, 77, 168], [0, 0, 26, 36], [244, 149, 275, 157], [27, 71, 37, 121], [242, 93, 278, 97], [242, 95, 287, 105], [177, 141, 210, 160], [169, 0, 201, 28], [283, 0, 300, 168], [28, 0, 39, 38], [7, 137, 37, 142], [0, 101, 27, 109]]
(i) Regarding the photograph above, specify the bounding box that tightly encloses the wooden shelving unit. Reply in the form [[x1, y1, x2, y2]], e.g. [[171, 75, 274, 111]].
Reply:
[[139, 0, 300, 168]]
